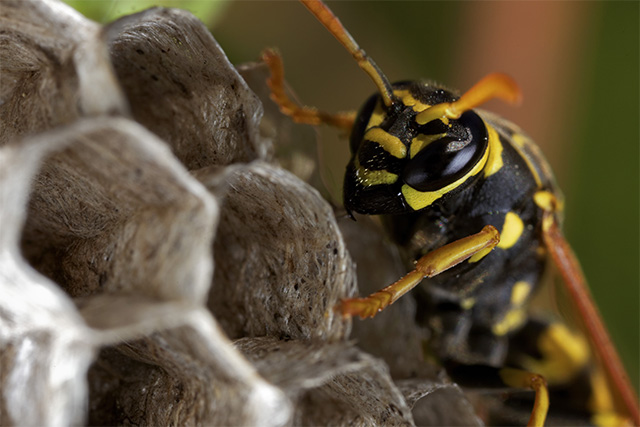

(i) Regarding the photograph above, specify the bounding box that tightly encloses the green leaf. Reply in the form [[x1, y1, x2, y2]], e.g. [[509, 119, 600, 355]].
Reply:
[[63, 0, 229, 27]]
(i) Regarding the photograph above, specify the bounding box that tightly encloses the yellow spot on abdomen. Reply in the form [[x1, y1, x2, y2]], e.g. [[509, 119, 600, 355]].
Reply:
[[492, 309, 526, 336], [363, 128, 407, 159], [511, 281, 531, 306], [497, 212, 524, 249], [486, 283, 530, 333], [520, 323, 590, 386]]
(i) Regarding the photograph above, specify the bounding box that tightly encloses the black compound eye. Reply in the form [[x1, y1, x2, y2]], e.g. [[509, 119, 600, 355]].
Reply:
[[402, 111, 488, 192]]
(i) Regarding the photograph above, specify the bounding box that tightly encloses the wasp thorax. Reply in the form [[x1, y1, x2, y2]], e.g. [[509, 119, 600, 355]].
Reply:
[[344, 82, 490, 215]]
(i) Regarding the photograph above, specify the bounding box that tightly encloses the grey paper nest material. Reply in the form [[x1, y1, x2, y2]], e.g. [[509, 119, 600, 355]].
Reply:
[[0, 1, 479, 426]]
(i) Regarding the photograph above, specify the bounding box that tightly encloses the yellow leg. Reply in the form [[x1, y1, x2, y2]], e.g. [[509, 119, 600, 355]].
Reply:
[[339, 225, 500, 318], [499, 368, 549, 427], [261, 48, 355, 130]]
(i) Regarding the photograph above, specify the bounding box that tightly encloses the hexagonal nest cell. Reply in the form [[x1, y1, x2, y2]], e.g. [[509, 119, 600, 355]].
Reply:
[[0, 2, 480, 426]]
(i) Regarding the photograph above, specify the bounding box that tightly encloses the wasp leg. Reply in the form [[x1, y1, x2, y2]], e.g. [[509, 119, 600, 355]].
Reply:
[[505, 318, 632, 426], [261, 48, 356, 130], [536, 191, 640, 424], [339, 225, 500, 319], [445, 363, 548, 427], [499, 368, 549, 427]]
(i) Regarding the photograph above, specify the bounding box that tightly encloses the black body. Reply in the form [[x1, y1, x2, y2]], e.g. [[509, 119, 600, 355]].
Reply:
[[344, 80, 560, 368]]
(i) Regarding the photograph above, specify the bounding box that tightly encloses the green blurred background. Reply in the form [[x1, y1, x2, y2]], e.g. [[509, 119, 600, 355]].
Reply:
[[65, 0, 638, 391]]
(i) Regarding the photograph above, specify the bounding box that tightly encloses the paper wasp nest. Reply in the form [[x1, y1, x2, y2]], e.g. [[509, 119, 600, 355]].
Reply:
[[0, 1, 479, 425]]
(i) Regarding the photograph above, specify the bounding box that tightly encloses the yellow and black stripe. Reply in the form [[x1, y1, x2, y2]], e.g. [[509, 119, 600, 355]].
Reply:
[[344, 81, 507, 215], [269, 0, 638, 423]]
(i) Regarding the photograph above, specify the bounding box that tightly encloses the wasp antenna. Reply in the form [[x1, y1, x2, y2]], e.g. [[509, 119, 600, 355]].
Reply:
[[300, 0, 396, 108], [452, 72, 522, 114], [416, 73, 522, 124]]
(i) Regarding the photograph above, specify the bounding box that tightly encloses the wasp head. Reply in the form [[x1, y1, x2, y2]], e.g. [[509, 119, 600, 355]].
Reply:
[[343, 81, 490, 216]]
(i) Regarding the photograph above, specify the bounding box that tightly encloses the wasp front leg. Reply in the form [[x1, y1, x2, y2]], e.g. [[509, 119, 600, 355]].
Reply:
[[339, 225, 500, 318], [261, 48, 356, 130]]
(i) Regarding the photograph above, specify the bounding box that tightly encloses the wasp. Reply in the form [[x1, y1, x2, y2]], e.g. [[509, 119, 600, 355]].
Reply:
[[261, 0, 639, 425]]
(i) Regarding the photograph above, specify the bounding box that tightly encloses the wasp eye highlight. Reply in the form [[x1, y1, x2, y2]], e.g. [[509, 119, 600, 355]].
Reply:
[[402, 111, 488, 192]]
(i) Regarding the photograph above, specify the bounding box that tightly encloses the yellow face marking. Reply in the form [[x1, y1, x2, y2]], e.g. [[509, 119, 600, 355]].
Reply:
[[510, 133, 543, 188], [363, 127, 407, 159], [497, 211, 524, 249], [393, 89, 416, 106], [519, 323, 590, 386], [354, 156, 398, 187], [510, 281, 531, 306], [357, 168, 398, 186], [401, 139, 490, 210], [492, 308, 526, 336], [533, 190, 563, 212], [409, 133, 447, 158], [366, 100, 385, 129], [483, 124, 504, 178], [393, 89, 429, 112]]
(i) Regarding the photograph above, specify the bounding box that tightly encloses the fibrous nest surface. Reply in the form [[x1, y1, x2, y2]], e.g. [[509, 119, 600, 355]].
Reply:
[[0, 2, 480, 425]]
